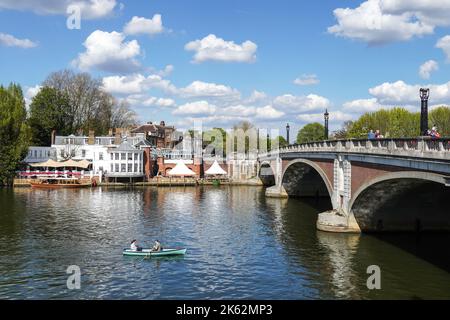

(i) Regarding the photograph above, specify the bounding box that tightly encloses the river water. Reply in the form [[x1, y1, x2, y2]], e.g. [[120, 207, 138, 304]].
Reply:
[[0, 186, 449, 300]]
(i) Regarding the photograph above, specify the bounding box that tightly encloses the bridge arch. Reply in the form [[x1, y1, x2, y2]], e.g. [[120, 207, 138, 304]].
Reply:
[[259, 161, 276, 186], [349, 171, 450, 232], [281, 159, 333, 202]]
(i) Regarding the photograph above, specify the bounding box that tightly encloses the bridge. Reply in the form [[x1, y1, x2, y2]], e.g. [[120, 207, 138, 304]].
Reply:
[[258, 138, 450, 233]]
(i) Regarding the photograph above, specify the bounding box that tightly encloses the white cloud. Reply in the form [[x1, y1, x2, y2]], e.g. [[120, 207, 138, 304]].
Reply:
[[273, 94, 330, 114], [185, 34, 257, 63], [297, 111, 355, 124], [102, 73, 177, 95], [157, 64, 174, 77], [343, 98, 384, 113], [24, 85, 42, 107], [0, 32, 37, 48], [245, 90, 268, 104], [436, 35, 450, 62], [419, 60, 438, 79], [173, 101, 217, 116], [328, 0, 435, 45], [124, 94, 176, 108], [255, 105, 285, 120], [294, 74, 320, 86], [73, 30, 142, 73], [179, 80, 241, 101], [0, 0, 118, 19], [124, 14, 164, 36]]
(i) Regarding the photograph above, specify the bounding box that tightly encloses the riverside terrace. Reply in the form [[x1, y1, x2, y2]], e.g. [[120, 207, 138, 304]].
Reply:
[[258, 137, 450, 233]]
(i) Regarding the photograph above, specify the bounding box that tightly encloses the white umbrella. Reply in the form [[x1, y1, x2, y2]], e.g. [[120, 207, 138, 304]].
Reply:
[[205, 160, 227, 176], [168, 161, 196, 177]]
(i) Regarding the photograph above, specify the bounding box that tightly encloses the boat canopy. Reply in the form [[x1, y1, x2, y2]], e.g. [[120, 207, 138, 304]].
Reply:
[[168, 161, 196, 177], [205, 160, 227, 176], [30, 159, 92, 169]]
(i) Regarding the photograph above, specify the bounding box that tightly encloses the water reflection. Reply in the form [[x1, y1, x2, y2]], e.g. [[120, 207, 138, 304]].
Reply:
[[0, 187, 449, 299]]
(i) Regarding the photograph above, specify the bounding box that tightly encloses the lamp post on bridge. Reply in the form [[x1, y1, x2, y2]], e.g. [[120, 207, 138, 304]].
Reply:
[[286, 123, 290, 145], [420, 88, 430, 136], [324, 109, 329, 140]]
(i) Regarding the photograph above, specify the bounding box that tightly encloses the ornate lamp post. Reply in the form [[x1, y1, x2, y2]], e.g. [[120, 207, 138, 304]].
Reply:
[[324, 109, 329, 140], [286, 123, 290, 145], [420, 88, 430, 136]]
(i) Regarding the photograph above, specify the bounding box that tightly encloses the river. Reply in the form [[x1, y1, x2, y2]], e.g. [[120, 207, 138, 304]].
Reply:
[[0, 186, 449, 299]]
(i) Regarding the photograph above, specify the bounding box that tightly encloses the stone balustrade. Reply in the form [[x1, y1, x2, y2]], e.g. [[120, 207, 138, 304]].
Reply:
[[259, 138, 450, 160]]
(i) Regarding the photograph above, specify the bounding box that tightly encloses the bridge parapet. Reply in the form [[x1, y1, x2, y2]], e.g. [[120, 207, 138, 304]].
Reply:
[[259, 138, 450, 161]]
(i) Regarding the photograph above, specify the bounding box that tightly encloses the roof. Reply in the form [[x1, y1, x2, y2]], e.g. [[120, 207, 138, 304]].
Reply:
[[115, 140, 137, 151], [205, 160, 228, 175], [168, 161, 196, 176]]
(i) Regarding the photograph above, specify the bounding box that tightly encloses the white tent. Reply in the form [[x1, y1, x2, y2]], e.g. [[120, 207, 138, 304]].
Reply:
[[205, 160, 227, 176], [168, 161, 196, 177]]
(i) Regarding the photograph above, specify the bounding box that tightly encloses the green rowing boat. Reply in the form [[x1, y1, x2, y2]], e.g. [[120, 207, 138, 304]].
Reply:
[[123, 248, 187, 257]]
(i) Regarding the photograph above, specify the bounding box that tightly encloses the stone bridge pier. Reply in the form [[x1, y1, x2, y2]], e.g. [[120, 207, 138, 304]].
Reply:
[[258, 138, 450, 234]]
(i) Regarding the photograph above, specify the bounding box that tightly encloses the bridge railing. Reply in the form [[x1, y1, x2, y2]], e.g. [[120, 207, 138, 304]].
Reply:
[[258, 138, 450, 160]]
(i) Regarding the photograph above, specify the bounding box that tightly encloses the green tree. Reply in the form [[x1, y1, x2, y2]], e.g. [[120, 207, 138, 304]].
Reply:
[[296, 123, 325, 144], [429, 106, 450, 137], [203, 128, 228, 156], [272, 136, 288, 149], [29, 87, 72, 146], [0, 84, 30, 185]]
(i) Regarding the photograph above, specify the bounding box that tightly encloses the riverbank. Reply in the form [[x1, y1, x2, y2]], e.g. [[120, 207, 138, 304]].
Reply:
[[12, 177, 264, 188]]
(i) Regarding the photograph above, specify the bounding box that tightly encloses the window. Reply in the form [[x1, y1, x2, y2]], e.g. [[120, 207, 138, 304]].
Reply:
[[115, 153, 119, 160], [121, 164, 126, 172], [121, 153, 126, 161], [134, 153, 138, 160], [128, 153, 133, 161], [110, 153, 113, 160], [34, 150, 37, 158], [128, 164, 132, 172], [134, 164, 138, 173], [82, 150, 86, 158], [99, 152, 104, 160], [110, 164, 113, 172], [115, 164, 119, 172]]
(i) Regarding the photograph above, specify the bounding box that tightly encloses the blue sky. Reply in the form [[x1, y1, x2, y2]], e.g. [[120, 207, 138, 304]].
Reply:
[[1, 0, 450, 134]]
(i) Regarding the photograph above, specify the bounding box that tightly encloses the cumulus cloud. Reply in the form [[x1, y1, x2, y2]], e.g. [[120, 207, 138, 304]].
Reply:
[[102, 73, 177, 95], [0, 32, 37, 48], [73, 30, 142, 73], [436, 35, 450, 62], [419, 60, 438, 79], [24, 85, 42, 107], [255, 105, 285, 120], [328, 0, 440, 45], [294, 74, 320, 86], [123, 14, 164, 36], [173, 101, 217, 116], [342, 98, 384, 113], [179, 80, 241, 101], [297, 111, 355, 124], [273, 94, 330, 114], [185, 34, 257, 63], [0, 0, 118, 19], [369, 80, 450, 105], [124, 94, 176, 108]]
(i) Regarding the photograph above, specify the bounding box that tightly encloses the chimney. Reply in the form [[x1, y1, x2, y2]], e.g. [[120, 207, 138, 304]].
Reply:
[[51, 130, 56, 145], [115, 128, 122, 145], [88, 130, 95, 145], [160, 121, 165, 127], [108, 128, 113, 136]]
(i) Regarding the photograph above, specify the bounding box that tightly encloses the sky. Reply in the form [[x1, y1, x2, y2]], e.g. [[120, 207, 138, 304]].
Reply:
[[1, 0, 450, 135]]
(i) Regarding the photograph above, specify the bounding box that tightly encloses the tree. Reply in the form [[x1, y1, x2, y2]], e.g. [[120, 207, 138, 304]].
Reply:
[[0, 84, 30, 185], [203, 127, 228, 157], [272, 136, 288, 149], [348, 107, 420, 138], [29, 87, 72, 146], [43, 69, 137, 135], [429, 106, 450, 137], [296, 123, 325, 144], [333, 121, 353, 139]]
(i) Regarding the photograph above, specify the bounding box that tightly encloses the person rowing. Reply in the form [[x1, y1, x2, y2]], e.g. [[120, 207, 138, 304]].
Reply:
[[151, 240, 162, 252], [130, 239, 143, 252]]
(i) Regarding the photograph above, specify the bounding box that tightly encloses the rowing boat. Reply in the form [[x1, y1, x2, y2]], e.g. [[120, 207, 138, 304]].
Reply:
[[123, 248, 187, 257]]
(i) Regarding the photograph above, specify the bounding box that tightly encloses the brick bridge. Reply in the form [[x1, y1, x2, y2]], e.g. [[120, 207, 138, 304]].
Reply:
[[258, 138, 450, 233]]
